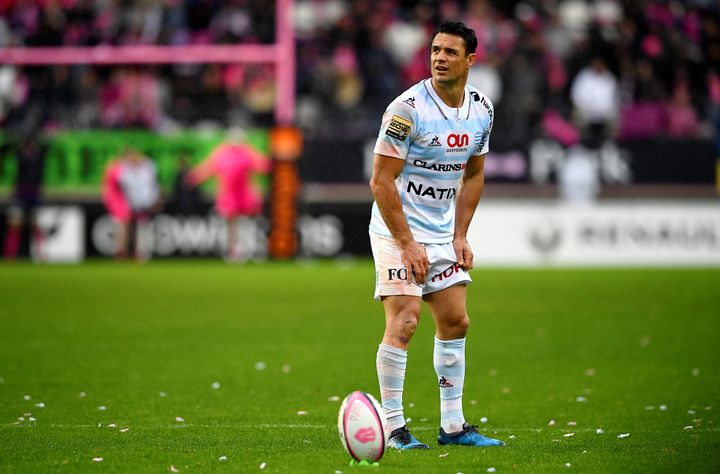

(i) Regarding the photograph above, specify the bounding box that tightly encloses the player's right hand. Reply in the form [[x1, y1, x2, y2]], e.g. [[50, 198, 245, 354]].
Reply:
[[400, 241, 429, 285]]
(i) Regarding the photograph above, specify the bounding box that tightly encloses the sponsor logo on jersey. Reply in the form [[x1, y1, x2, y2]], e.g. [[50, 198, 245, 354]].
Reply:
[[386, 114, 412, 140], [480, 96, 494, 121], [476, 131, 490, 153], [446, 133, 469, 153], [470, 91, 480, 102], [407, 180, 457, 200], [402, 96, 416, 108], [413, 159, 466, 172], [429, 135, 442, 146]]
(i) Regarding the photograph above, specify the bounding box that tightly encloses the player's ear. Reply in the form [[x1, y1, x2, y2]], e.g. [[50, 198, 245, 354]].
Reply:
[[466, 53, 477, 69]]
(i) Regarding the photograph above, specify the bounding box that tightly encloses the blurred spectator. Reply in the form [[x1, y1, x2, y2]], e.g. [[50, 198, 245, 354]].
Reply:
[[169, 153, 205, 215], [102, 147, 161, 261], [0, 0, 716, 149], [666, 68, 700, 138], [189, 129, 270, 261], [570, 56, 620, 147], [3, 132, 45, 261]]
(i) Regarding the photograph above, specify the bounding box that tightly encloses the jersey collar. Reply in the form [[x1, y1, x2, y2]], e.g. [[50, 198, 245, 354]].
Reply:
[[423, 78, 470, 122]]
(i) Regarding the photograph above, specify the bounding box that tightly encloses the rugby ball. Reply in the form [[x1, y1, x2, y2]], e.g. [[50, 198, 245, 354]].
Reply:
[[337, 391, 388, 462]]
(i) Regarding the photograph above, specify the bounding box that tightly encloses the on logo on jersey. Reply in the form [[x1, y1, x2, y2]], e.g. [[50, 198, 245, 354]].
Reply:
[[447, 134, 469, 147], [446, 133, 469, 153]]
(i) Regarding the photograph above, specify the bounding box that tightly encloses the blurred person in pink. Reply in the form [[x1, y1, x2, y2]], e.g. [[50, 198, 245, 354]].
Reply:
[[189, 130, 270, 261], [101, 153, 132, 259]]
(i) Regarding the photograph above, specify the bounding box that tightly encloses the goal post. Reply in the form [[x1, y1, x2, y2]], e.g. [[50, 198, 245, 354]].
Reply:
[[0, 0, 296, 125]]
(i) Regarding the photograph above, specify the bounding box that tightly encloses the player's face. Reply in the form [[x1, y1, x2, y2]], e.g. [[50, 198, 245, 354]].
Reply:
[[431, 33, 476, 86]]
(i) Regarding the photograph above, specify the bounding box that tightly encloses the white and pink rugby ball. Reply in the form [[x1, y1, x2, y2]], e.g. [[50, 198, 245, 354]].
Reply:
[[337, 391, 388, 462]]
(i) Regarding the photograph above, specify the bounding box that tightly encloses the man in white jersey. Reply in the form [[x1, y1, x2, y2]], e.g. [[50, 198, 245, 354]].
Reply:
[[117, 147, 161, 261], [369, 21, 503, 449]]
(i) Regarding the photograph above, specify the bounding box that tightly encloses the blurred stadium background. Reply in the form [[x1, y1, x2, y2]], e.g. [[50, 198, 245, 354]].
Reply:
[[0, 0, 719, 264]]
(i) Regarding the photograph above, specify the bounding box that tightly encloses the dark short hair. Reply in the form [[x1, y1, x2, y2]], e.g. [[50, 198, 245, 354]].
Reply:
[[431, 21, 478, 55]]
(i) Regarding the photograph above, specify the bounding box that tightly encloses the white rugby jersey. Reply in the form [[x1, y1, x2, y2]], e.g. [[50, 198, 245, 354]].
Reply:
[[370, 78, 494, 244]]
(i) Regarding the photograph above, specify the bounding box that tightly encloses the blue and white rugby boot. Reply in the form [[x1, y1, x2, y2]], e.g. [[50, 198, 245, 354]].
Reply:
[[387, 425, 430, 450], [438, 423, 505, 447]]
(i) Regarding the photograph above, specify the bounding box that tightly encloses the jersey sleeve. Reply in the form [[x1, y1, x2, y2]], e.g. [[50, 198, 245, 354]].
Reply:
[[373, 100, 417, 160], [474, 95, 495, 156]]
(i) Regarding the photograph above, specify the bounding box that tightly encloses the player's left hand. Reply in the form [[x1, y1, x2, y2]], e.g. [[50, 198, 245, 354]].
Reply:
[[453, 237, 474, 271]]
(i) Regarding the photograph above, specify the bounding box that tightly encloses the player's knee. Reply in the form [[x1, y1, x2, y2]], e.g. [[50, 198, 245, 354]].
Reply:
[[388, 310, 420, 344], [440, 313, 469, 338]]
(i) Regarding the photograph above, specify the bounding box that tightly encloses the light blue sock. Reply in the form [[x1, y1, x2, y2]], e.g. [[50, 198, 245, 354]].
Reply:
[[376, 343, 407, 432], [434, 336, 466, 433]]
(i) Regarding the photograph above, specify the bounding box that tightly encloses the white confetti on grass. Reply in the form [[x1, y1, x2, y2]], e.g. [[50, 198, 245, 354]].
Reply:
[[92, 458, 103, 462], [567, 421, 577, 427], [218, 456, 227, 461], [79, 392, 86, 398], [159, 392, 168, 398], [659, 405, 668, 411], [509, 435, 516, 440], [120, 428, 129, 433], [175, 417, 185, 423], [297, 411, 307, 416], [23, 395, 31, 401], [565, 463, 572, 468], [211, 382, 221, 390], [35, 402, 45, 408], [487, 468, 496, 473], [255, 361, 266, 371], [563, 433, 575, 438], [107, 424, 117, 428], [576, 396, 587, 403], [327, 396, 340, 402], [684, 425, 693, 430], [691, 368, 700, 376], [688, 410, 696, 415], [28, 417, 36, 423], [548, 419, 556, 426], [645, 406, 654, 410], [618, 433, 630, 439], [585, 368, 596, 376], [282, 365, 291, 373], [259, 462, 267, 470], [408, 402, 415, 408], [170, 465, 179, 473], [406, 417, 412, 423], [480, 417, 488, 424], [97, 406, 107, 411], [439, 452, 449, 458], [596, 429, 604, 434]]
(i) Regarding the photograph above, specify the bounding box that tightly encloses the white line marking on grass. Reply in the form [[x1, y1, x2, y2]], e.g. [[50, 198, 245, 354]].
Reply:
[[4, 423, 720, 433]]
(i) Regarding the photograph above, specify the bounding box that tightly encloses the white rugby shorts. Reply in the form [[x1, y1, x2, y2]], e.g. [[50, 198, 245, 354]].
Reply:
[[370, 231, 472, 301]]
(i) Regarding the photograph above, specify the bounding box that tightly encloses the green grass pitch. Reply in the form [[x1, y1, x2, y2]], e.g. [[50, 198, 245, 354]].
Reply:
[[1, 261, 719, 473]]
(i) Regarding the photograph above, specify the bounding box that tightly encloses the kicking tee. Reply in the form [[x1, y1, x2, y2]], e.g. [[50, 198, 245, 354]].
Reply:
[[370, 78, 494, 244]]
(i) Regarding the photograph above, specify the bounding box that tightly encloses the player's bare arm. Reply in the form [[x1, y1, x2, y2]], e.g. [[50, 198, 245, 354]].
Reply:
[[453, 153, 486, 270], [370, 153, 429, 284]]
